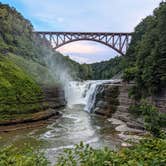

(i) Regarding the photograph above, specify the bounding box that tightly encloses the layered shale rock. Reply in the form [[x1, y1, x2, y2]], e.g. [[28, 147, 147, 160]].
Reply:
[[92, 82, 165, 133], [93, 83, 120, 116], [41, 85, 66, 109], [93, 82, 165, 116]]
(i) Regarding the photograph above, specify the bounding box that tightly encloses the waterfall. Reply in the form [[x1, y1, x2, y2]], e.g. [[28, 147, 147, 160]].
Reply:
[[84, 81, 104, 112], [65, 80, 121, 112], [65, 81, 88, 107], [84, 80, 117, 113]]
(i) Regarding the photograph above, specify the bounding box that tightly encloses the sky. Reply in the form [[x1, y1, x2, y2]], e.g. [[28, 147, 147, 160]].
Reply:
[[1, 0, 162, 63]]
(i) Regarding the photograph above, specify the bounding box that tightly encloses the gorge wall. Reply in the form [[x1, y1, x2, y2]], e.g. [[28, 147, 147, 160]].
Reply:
[[41, 85, 66, 109], [93, 82, 166, 117], [0, 85, 66, 126]]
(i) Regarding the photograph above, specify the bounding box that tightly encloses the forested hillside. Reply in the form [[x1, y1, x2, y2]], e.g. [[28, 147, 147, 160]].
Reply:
[[0, 3, 92, 81], [0, 3, 44, 118], [121, 2, 166, 137], [90, 56, 124, 80], [123, 1, 166, 99]]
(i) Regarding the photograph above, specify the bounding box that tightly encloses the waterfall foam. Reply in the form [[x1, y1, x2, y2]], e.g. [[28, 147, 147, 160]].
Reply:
[[65, 81, 87, 107], [84, 80, 118, 112], [65, 80, 121, 112]]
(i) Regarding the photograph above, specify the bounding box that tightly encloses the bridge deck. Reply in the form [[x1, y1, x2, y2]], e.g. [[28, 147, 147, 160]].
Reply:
[[34, 31, 133, 55]]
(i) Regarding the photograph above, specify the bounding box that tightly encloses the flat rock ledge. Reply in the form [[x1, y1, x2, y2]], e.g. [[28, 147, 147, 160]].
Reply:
[[0, 109, 61, 131], [108, 117, 149, 147]]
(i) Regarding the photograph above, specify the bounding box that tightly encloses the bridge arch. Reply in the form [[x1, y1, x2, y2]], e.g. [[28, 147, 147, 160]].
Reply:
[[54, 38, 123, 55], [35, 32, 132, 56]]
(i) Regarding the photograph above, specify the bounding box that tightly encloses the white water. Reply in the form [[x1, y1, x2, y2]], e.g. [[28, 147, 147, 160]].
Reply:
[[65, 79, 121, 112]]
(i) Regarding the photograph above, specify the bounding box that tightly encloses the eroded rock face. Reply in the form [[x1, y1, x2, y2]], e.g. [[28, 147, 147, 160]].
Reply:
[[91, 82, 165, 145], [0, 85, 66, 128], [93, 84, 120, 117], [41, 85, 66, 109], [147, 89, 166, 113], [93, 82, 166, 116]]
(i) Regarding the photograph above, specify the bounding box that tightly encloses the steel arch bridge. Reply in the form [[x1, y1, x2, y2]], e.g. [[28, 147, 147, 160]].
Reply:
[[34, 31, 132, 55]]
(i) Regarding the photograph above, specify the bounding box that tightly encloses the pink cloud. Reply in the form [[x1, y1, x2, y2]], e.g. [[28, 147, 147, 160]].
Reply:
[[57, 41, 109, 55]]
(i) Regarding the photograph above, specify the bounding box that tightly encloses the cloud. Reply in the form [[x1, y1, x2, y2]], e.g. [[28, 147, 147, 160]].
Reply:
[[57, 17, 64, 23], [57, 42, 106, 54], [57, 41, 117, 63], [69, 55, 93, 64], [17, 0, 161, 31]]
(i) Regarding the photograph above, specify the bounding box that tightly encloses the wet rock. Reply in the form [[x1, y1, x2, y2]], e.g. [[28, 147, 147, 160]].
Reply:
[[118, 133, 142, 142], [41, 85, 66, 109], [126, 122, 145, 130], [107, 118, 125, 125], [0, 109, 61, 126], [115, 124, 144, 133], [91, 81, 165, 145], [108, 116, 147, 144], [94, 107, 108, 116], [92, 84, 120, 117], [121, 142, 132, 147], [96, 101, 108, 108]]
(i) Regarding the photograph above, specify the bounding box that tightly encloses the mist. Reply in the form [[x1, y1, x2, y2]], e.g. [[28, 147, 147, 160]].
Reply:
[[35, 46, 76, 105]]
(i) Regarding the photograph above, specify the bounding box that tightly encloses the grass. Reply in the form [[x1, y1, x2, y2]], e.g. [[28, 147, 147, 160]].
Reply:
[[0, 53, 44, 119], [8, 53, 58, 85]]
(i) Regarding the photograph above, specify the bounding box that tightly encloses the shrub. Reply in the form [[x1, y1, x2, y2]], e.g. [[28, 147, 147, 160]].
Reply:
[[123, 67, 137, 82], [0, 146, 49, 166], [56, 138, 166, 166], [129, 101, 166, 137]]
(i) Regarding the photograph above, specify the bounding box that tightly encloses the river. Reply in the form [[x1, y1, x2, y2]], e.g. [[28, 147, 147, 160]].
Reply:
[[0, 80, 126, 164]]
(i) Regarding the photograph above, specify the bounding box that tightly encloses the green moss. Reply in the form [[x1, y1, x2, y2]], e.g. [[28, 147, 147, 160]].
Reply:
[[0, 54, 43, 118], [7, 53, 57, 85]]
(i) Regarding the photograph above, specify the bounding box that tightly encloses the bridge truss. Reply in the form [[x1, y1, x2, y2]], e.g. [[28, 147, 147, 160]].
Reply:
[[35, 32, 132, 55]]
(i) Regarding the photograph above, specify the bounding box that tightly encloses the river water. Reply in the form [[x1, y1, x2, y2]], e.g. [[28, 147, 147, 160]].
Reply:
[[0, 80, 123, 164]]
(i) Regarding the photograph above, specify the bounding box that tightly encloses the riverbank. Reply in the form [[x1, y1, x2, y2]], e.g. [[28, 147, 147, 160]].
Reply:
[[0, 83, 66, 130], [0, 109, 62, 132], [0, 109, 60, 126]]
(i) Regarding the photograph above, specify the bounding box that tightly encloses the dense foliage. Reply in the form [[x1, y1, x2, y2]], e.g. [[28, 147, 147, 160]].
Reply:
[[122, 2, 166, 138], [0, 138, 165, 166], [0, 3, 38, 59], [57, 138, 166, 166], [0, 146, 49, 166], [90, 56, 124, 80], [123, 2, 166, 98], [129, 101, 166, 137]]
